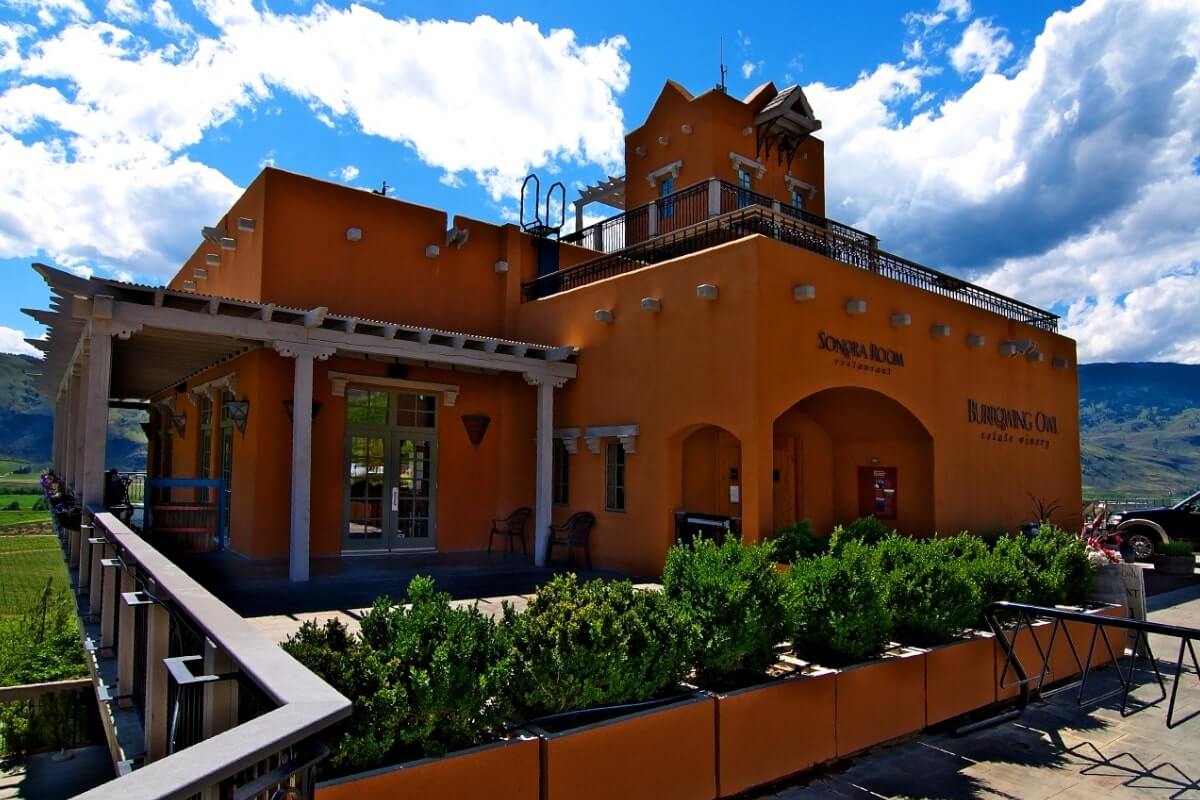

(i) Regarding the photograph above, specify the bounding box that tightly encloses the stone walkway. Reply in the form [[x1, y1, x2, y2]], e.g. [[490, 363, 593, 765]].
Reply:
[[755, 585, 1200, 799]]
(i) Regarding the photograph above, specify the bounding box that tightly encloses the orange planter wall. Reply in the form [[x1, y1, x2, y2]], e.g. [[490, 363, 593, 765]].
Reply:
[[315, 736, 539, 800], [925, 636, 997, 726], [835, 651, 927, 757], [995, 620, 1053, 700], [715, 672, 836, 798], [536, 696, 717, 800]]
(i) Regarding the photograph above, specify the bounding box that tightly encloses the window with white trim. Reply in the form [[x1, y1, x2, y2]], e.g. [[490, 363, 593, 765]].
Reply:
[[605, 441, 626, 512], [552, 438, 569, 506], [659, 175, 675, 219], [737, 169, 753, 208]]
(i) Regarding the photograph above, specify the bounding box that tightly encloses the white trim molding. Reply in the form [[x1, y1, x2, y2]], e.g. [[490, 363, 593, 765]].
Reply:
[[328, 371, 459, 407], [553, 427, 581, 454], [784, 174, 817, 199], [646, 160, 683, 187], [584, 424, 639, 454], [188, 372, 239, 404], [729, 152, 767, 180]]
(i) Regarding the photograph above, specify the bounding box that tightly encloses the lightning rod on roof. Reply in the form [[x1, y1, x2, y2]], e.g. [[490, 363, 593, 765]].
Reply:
[[718, 37, 728, 93]]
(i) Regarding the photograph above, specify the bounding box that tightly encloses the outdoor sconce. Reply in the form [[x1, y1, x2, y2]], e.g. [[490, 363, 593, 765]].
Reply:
[[657, 135, 669, 145], [205, 253, 220, 267], [793, 284, 816, 302], [345, 227, 363, 242], [219, 237, 237, 251], [967, 334, 986, 347], [930, 324, 951, 337], [193, 268, 208, 280], [634, 146, 646, 156], [237, 217, 256, 232], [425, 244, 440, 258], [846, 299, 867, 315], [1027, 351, 1045, 363], [170, 414, 187, 438], [1052, 358, 1070, 369], [462, 414, 491, 449], [182, 280, 196, 291], [283, 400, 323, 423], [223, 400, 249, 435], [890, 313, 911, 327], [680, 124, 693, 134], [697, 284, 719, 301], [640, 297, 661, 312], [594, 309, 614, 324], [494, 260, 509, 273]]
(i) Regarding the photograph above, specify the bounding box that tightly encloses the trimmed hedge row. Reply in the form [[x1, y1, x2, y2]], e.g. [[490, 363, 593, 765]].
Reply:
[[285, 520, 1096, 776]]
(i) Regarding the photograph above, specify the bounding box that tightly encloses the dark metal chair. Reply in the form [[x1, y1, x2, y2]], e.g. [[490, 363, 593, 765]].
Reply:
[[546, 511, 597, 567], [488, 507, 533, 554]]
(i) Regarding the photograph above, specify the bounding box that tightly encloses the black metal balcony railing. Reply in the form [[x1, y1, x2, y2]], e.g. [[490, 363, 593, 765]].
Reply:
[[543, 179, 1059, 333]]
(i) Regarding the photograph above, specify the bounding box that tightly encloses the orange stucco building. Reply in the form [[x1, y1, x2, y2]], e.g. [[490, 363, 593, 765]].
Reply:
[[34, 79, 1082, 579]]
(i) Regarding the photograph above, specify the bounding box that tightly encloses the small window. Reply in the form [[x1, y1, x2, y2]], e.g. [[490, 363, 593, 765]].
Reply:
[[395, 393, 437, 428], [552, 439, 569, 506], [605, 441, 626, 512], [659, 175, 675, 219], [790, 188, 805, 211], [347, 388, 389, 425]]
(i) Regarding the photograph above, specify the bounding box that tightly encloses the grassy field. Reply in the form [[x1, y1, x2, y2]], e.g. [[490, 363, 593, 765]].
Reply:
[[0, 531, 72, 617], [0, 494, 50, 527]]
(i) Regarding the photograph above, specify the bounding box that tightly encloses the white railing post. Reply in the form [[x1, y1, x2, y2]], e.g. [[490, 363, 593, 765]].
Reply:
[[81, 325, 112, 509], [88, 533, 105, 615], [202, 640, 239, 800], [100, 544, 117, 649], [708, 178, 722, 218], [528, 375, 562, 566], [647, 199, 658, 237], [116, 569, 136, 699]]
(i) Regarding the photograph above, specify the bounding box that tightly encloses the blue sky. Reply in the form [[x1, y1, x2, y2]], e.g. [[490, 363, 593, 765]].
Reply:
[[1, 0, 1198, 361]]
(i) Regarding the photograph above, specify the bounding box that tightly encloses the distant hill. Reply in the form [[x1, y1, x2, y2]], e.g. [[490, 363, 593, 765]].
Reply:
[[0, 353, 146, 472], [1078, 362, 1200, 500]]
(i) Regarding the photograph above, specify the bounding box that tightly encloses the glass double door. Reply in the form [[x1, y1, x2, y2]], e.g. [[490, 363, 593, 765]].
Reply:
[[344, 430, 437, 552]]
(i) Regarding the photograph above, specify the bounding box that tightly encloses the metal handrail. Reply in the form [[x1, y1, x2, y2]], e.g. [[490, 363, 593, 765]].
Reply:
[[74, 506, 351, 800], [532, 179, 1059, 332], [984, 600, 1200, 729]]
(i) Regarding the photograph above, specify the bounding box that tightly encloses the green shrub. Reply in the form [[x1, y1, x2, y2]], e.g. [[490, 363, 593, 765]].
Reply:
[[783, 540, 893, 666], [1024, 524, 1095, 606], [940, 533, 1033, 620], [662, 536, 788, 689], [1159, 540, 1195, 557], [874, 536, 980, 647], [829, 516, 893, 553], [282, 576, 512, 776], [770, 520, 828, 563], [0, 579, 87, 686], [503, 574, 695, 718]]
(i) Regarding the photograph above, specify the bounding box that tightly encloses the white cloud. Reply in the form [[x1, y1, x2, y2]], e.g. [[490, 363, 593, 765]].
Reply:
[[939, 0, 971, 23], [0, 7, 631, 280], [949, 18, 1013, 76], [741, 60, 764, 80], [0, 325, 41, 357], [1, 0, 91, 26], [808, 0, 1200, 362], [333, 164, 358, 182]]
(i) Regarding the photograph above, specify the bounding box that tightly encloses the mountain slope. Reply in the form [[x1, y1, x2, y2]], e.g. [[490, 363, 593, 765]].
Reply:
[[1078, 362, 1200, 498], [0, 353, 146, 471]]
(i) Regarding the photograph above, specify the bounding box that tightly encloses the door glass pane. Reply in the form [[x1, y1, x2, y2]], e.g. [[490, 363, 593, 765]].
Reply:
[[393, 438, 433, 543], [348, 435, 385, 541], [396, 393, 437, 428]]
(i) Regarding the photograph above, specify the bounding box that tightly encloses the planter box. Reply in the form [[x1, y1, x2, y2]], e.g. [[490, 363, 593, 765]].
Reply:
[[835, 648, 926, 757], [1154, 554, 1196, 576], [532, 694, 717, 800], [925, 633, 996, 726], [316, 735, 539, 800], [1049, 604, 1126, 678], [715, 669, 835, 797]]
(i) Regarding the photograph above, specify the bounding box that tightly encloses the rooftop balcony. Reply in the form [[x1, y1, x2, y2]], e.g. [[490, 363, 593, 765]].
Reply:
[[524, 179, 1059, 334]]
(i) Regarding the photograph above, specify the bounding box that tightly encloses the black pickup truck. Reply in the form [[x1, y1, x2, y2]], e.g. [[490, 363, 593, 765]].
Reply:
[[1106, 490, 1200, 560]]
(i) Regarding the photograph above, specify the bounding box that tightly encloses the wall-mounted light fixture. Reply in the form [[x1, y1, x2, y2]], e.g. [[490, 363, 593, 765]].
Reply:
[[223, 400, 249, 435], [967, 334, 986, 348], [219, 237, 237, 251], [680, 124, 693, 134], [594, 309, 614, 324], [846, 299, 867, 315], [205, 253, 220, 267], [170, 414, 187, 438], [697, 284, 719, 301], [890, 313, 911, 327], [640, 297, 661, 312], [345, 227, 363, 242], [930, 324, 951, 337], [793, 284, 816, 302], [494, 260, 509, 273], [237, 217, 256, 232], [462, 414, 491, 449], [425, 245, 440, 258]]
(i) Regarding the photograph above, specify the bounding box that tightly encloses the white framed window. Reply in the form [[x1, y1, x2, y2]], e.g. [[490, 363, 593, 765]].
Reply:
[[605, 441, 626, 512]]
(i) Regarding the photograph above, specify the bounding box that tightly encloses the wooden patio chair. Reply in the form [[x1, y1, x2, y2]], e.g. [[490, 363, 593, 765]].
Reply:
[[488, 506, 533, 554], [546, 511, 597, 568]]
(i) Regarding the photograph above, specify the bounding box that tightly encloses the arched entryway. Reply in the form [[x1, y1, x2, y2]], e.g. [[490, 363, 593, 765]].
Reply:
[[772, 388, 934, 536], [679, 425, 743, 520]]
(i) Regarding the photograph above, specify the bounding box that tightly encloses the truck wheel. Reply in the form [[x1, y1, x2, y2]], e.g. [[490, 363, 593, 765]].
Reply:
[[1123, 528, 1158, 562]]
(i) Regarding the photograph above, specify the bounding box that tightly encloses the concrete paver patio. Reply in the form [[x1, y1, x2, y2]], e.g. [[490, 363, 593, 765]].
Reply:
[[754, 584, 1200, 799]]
